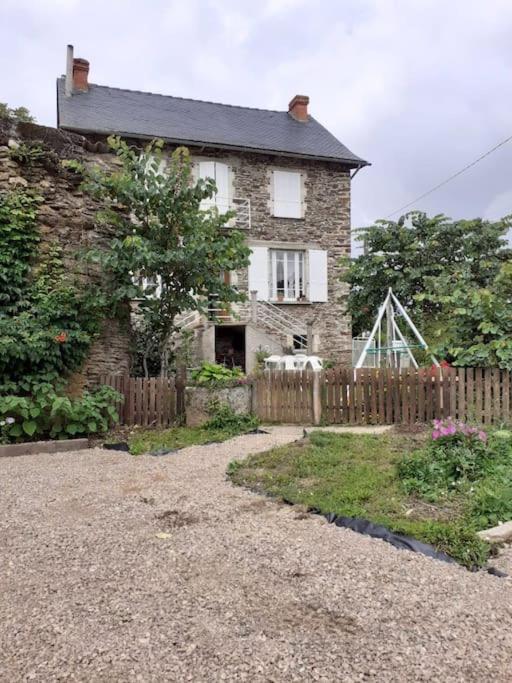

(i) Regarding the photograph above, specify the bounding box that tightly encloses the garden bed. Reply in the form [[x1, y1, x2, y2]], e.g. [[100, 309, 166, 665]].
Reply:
[[229, 426, 512, 568]]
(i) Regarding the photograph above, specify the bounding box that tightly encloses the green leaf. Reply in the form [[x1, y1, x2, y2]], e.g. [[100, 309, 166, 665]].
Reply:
[[22, 420, 37, 436], [9, 423, 22, 437]]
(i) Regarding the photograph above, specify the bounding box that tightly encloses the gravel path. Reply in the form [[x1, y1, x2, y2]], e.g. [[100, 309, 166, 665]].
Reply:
[[1, 427, 512, 682]]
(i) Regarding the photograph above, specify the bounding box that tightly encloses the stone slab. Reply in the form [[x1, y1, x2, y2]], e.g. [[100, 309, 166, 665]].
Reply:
[[0, 438, 90, 458], [477, 521, 512, 544]]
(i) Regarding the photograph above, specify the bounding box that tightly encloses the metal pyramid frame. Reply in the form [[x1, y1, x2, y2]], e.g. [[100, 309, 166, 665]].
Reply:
[[355, 288, 439, 369]]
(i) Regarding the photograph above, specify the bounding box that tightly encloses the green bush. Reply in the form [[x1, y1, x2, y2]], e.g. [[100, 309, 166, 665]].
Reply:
[[398, 420, 493, 499], [0, 384, 121, 443], [203, 399, 258, 434], [191, 361, 244, 386]]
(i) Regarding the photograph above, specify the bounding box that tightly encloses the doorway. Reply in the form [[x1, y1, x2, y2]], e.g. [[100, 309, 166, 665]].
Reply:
[[215, 325, 246, 372]]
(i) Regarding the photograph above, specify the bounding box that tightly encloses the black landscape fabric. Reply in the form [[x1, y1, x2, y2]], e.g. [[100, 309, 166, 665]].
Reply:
[[322, 513, 458, 564]]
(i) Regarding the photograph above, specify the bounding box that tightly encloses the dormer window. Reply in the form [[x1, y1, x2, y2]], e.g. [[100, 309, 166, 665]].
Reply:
[[272, 170, 303, 219]]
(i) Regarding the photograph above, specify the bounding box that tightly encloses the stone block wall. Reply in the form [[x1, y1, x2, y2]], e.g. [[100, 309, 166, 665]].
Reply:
[[0, 117, 354, 392], [161, 144, 353, 365], [0, 119, 132, 388]]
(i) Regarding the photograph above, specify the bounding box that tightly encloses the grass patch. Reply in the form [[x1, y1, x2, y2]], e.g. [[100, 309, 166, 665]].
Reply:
[[128, 425, 245, 455], [127, 401, 259, 455], [228, 430, 491, 568]]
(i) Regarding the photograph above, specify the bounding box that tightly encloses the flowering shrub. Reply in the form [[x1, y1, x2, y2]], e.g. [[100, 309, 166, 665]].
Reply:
[[0, 416, 16, 445], [398, 419, 491, 499], [431, 418, 487, 444]]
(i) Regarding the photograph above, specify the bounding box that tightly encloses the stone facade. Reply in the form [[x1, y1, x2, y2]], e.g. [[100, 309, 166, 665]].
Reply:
[[1, 116, 354, 388], [164, 144, 353, 366], [0, 119, 132, 388]]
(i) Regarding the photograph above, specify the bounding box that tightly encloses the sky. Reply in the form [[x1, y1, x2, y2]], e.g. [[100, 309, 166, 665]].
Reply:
[[2, 0, 512, 248]]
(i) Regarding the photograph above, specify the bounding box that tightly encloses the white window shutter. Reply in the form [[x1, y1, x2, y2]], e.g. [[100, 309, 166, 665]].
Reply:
[[214, 162, 230, 213], [308, 249, 328, 302], [273, 170, 302, 218], [248, 247, 269, 301], [199, 161, 216, 209]]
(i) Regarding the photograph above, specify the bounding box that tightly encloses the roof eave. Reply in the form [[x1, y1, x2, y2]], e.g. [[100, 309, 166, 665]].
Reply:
[[59, 123, 369, 168]]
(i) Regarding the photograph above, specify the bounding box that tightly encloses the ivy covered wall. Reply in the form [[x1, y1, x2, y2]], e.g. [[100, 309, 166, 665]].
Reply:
[[0, 118, 132, 390]]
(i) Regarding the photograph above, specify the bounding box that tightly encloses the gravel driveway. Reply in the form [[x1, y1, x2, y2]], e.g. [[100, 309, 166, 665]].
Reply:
[[1, 427, 512, 682]]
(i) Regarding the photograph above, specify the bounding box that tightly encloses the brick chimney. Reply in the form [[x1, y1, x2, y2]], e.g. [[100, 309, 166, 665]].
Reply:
[[72, 57, 90, 92], [288, 95, 309, 122]]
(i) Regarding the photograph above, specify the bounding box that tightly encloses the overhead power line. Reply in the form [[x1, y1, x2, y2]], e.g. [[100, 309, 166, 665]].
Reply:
[[385, 133, 512, 219]]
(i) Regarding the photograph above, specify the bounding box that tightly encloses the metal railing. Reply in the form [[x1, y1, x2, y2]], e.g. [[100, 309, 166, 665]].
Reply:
[[173, 291, 309, 353], [230, 197, 251, 230], [255, 300, 307, 350]]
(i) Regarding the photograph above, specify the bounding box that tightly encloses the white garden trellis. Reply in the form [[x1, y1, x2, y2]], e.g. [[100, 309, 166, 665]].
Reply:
[[355, 288, 439, 369]]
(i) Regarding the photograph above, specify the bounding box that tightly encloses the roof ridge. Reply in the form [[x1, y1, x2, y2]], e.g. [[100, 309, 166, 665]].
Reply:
[[58, 77, 286, 115]]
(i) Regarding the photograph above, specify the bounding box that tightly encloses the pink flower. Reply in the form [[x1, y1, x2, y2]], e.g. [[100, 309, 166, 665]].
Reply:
[[432, 430, 441, 440], [478, 431, 487, 443]]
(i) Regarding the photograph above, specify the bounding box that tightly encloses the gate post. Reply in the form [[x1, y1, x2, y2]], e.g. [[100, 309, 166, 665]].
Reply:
[[312, 371, 322, 425]]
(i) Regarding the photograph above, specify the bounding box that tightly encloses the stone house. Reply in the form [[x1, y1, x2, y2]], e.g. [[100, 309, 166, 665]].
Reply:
[[57, 47, 369, 372]]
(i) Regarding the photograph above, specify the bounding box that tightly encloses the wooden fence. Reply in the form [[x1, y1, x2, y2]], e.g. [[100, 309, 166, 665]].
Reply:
[[101, 374, 185, 427], [254, 368, 512, 426]]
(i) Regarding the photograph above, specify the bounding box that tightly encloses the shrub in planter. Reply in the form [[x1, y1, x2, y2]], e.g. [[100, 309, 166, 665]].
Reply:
[[0, 384, 122, 443], [191, 362, 245, 387]]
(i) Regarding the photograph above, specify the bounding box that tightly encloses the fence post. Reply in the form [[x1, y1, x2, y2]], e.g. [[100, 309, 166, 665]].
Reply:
[[175, 364, 187, 423], [307, 322, 314, 355], [312, 371, 322, 425]]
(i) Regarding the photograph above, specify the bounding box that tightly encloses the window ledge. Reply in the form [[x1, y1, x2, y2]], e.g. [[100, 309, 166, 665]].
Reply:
[[269, 299, 312, 305]]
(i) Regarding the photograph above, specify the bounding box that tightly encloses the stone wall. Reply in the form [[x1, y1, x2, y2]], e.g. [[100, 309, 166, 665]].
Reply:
[[0, 119, 132, 388], [185, 384, 252, 427], [0, 117, 354, 392], [234, 151, 352, 364], [160, 144, 353, 365]]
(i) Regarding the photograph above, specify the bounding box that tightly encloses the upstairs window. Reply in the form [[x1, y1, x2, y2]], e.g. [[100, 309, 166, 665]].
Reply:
[[248, 246, 328, 303], [198, 161, 230, 213], [269, 249, 305, 301], [272, 170, 303, 218]]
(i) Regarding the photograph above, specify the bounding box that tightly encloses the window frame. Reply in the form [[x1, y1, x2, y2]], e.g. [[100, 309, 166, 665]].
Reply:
[[268, 248, 307, 302]]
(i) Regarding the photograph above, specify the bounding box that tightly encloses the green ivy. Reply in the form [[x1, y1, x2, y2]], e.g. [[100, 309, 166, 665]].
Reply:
[[0, 191, 41, 313], [0, 190, 106, 393]]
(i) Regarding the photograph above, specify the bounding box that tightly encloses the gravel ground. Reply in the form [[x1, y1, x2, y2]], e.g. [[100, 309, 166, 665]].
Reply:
[[1, 426, 512, 682]]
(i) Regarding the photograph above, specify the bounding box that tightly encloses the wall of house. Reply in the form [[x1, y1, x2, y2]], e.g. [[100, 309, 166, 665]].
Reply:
[[176, 145, 353, 365], [0, 118, 353, 388], [0, 120, 132, 389]]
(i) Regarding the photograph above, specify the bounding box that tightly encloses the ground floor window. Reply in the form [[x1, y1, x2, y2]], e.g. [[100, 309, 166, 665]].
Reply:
[[269, 249, 305, 301]]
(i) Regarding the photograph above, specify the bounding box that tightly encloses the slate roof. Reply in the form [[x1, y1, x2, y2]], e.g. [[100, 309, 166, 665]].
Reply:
[[56, 78, 368, 167]]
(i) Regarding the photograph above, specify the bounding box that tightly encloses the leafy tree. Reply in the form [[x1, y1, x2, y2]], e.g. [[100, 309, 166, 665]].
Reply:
[[83, 136, 251, 375], [0, 103, 35, 123], [346, 211, 512, 367], [430, 261, 512, 368]]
